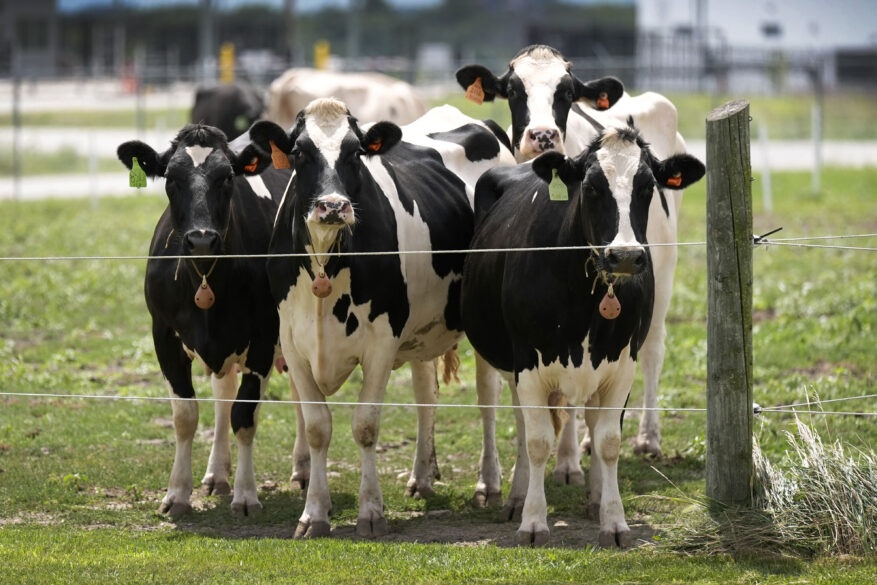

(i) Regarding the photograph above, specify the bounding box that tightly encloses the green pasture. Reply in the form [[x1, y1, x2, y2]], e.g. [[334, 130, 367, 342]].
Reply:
[[0, 161, 875, 581]]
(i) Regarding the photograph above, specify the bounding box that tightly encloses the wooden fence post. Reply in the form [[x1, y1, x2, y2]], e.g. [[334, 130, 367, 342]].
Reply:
[[705, 100, 754, 508]]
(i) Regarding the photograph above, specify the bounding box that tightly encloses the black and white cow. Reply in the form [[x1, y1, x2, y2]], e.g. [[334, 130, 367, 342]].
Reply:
[[191, 83, 266, 141], [265, 97, 514, 538], [117, 122, 305, 517], [457, 44, 688, 462], [461, 125, 705, 547]]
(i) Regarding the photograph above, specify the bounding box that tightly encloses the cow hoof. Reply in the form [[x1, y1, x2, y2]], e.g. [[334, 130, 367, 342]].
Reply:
[[472, 489, 503, 508], [356, 516, 389, 538], [202, 480, 231, 496], [552, 468, 585, 486], [633, 437, 663, 458], [295, 520, 331, 539], [290, 473, 309, 492], [516, 529, 550, 547], [231, 500, 263, 517], [587, 502, 600, 521], [598, 529, 632, 549], [502, 501, 524, 522], [159, 501, 192, 518], [405, 481, 435, 499]]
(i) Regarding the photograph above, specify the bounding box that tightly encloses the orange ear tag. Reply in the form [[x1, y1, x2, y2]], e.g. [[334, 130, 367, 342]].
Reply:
[[666, 173, 683, 187], [596, 92, 610, 110], [243, 158, 259, 173], [367, 138, 383, 153], [270, 140, 290, 169], [465, 77, 485, 105]]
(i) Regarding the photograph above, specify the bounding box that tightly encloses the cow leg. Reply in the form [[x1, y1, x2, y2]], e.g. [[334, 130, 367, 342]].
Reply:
[[202, 372, 235, 497], [473, 352, 503, 508], [288, 374, 310, 491], [589, 374, 634, 549], [405, 360, 439, 499], [515, 382, 553, 547], [229, 371, 265, 516], [552, 406, 585, 485], [152, 323, 198, 518], [503, 379, 529, 522], [352, 360, 394, 538], [290, 360, 333, 539]]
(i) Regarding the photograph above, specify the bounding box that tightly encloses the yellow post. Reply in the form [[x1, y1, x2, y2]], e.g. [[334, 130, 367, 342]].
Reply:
[[219, 42, 235, 83], [314, 40, 330, 70]]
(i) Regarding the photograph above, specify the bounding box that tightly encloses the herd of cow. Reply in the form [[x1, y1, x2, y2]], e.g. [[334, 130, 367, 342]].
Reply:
[[116, 44, 705, 548]]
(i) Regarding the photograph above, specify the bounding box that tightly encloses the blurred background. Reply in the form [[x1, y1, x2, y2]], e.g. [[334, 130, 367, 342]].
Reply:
[[1, 0, 876, 199]]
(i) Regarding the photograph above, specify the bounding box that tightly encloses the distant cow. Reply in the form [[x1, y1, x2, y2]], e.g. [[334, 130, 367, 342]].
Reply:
[[190, 83, 266, 140], [267, 68, 427, 130], [461, 125, 705, 547], [264, 97, 513, 538], [117, 122, 305, 517], [457, 44, 689, 463]]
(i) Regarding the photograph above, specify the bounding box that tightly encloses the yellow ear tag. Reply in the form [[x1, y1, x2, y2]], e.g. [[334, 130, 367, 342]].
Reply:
[[129, 156, 147, 189], [548, 169, 568, 201], [270, 140, 290, 169], [465, 77, 485, 105]]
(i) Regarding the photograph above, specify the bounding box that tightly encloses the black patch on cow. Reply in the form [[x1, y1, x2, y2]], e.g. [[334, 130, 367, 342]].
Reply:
[[333, 294, 352, 324], [231, 373, 261, 432], [445, 279, 463, 333], [427, 123, 501, 162], [346, 313, 359, 336], [658, 189, 670, 218]]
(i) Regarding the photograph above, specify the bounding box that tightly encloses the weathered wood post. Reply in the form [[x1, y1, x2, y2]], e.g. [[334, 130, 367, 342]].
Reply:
[[705, 100, 754, 508]]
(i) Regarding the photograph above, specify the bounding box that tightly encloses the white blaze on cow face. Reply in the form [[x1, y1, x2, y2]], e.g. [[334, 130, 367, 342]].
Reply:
[[510, 51, 570, 161], [596, 128, 647, 266], [185, 145, 215, 168], [300, 99, 357, 255]]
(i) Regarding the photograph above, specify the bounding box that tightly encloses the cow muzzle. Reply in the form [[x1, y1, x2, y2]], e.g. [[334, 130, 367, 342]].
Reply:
[[520, 127, 561, 160], [603, 246, 647, 276], [184, 229, 222, 256], [311, 195, 354, 226]]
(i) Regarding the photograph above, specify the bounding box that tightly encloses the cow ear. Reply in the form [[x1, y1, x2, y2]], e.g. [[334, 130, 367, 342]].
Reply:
[[653, 153, 706, 190], [455, 64, 505, 102], [576, 76, 625, 110], [117, 141, 164, 177], [531, 151, 575, 184], [361, 121, 402, 156], [230, 120, 291, 175]]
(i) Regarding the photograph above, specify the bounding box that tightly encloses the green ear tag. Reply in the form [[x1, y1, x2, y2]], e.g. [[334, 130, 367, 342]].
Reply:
[[548, 169, 568, 201], [130, 156, 147, 189]]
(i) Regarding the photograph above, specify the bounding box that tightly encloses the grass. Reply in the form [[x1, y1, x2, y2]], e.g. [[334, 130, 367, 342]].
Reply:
[[0, 164, 875, 581]]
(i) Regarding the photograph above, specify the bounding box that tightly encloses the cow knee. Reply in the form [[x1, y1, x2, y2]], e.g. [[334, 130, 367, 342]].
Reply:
[[597, 431, 622, 464], [352, 420, 379, 449], [526, 434, 553, 467]]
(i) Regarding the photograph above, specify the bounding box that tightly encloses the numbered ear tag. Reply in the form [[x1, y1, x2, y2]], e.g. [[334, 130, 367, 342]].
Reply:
[[194, 276, 215, 309], [548, 169, 568, 201], [465, 77, 485, 105], [599, 283, 621, 320], [596, 92, 610, 110], [312, 271, 332, 298], [129, 156, 147, 188]]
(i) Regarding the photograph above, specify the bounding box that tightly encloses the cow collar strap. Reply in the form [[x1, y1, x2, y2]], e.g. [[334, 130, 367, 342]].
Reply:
[[308, 237, 342, 299], [586, 249, 622, 321]]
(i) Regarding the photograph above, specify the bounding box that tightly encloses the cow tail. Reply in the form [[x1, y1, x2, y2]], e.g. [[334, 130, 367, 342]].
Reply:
[[439, 345, 461, 385], [547, 390, 570, 437]]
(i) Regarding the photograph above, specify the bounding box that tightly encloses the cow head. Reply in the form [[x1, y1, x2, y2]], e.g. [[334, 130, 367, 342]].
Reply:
[[456, 45, 624, 162], [532, 125, 704, 280], [275, 97, 402, 255], [117, 122, 283, 262]]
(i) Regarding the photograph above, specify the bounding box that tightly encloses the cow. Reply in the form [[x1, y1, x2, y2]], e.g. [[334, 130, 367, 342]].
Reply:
[[460, 124, 705, 547], [190, 83, 267, 140], [457, 44, 689, 464], [116, 121, 307, 517], [267, 68, 427, 131], [264, 97, 515, 539]]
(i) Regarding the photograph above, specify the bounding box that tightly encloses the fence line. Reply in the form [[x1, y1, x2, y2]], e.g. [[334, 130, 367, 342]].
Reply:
[[2, 390, 876, 418], [0, 233, 875, 264]]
